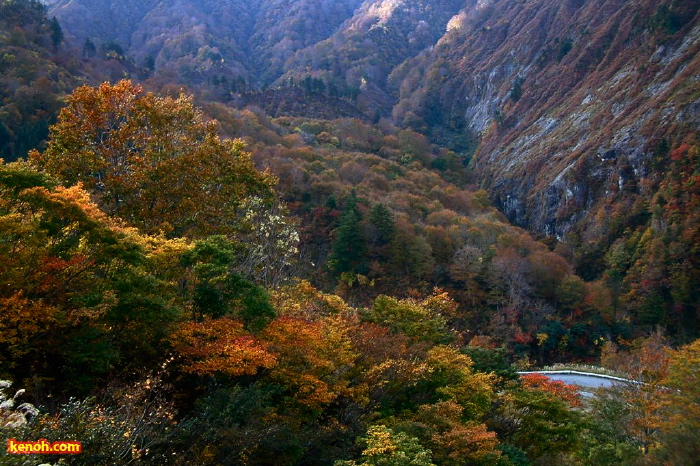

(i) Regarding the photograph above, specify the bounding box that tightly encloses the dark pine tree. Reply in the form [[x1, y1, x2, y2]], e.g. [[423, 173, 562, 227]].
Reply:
[[328, 191, 367, 276], [82, 38, 96, 58], [49, 16, 63, 49], [369, 203, 395, 246]]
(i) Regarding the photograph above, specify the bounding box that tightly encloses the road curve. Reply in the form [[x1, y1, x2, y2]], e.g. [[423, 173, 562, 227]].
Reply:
[[518, 370, 631, 389], [541, 373, 620, 388]]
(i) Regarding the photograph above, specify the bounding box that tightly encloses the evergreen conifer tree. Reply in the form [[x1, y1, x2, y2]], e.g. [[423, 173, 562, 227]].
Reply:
[[369, 203, 394, 246], [328, 191, 367, 276], [49, 16, 62, 49]]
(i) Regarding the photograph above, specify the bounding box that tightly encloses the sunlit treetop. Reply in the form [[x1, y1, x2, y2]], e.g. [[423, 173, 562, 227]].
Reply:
[[31, 80, 276, 238]]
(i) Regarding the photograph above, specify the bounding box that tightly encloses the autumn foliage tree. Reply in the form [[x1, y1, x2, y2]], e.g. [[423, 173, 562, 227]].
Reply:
[[409, 401, 503, 466], [261, 316, 358, 413], [652, 338, 700, 464], [0, 160, 179, 394], [520, 373, 582, 408], [170, 317, 276, 378], [600, 332, 670, 454], [30, 80, 275, 238]]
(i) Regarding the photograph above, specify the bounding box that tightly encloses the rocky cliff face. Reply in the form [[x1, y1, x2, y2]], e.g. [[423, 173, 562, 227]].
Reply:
[[396, 0, 700, 236]]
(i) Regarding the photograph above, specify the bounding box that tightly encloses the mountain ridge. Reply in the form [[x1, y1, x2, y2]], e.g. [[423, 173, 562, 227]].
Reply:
[[390, 0, 700, 236], [41, 0, 700, 239]]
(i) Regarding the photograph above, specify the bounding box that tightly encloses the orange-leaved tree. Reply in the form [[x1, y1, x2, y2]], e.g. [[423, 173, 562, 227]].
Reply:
[[411, 401, 502, 466], [30, 80, 275, 238], [261, 316, 358, 413], [170, 317, 277, 378], [520, 373, 583, 408]]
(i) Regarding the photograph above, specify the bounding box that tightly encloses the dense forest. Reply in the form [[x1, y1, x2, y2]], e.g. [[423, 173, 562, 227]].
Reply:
[[1, 0, 700, 464]]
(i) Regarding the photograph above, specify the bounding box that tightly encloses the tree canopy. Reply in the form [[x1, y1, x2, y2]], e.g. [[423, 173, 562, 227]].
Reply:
[[31, 80, 276, 238]]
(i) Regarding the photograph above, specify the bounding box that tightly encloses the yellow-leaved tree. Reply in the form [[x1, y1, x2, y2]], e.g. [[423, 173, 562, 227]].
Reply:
[[653, 338, 700, 464]]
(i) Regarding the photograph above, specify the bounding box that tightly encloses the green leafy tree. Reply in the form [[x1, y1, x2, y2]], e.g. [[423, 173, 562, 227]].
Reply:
[[363, 295, 453, 344], [491, 386, 585, 463], [182, 235, 276, 331], [369, 203, 395, 246], [82, 38, 96, 58], [577, 390, 642, 466], [337, 425, 435, 466], [387, 217, 434, 281], [462, 346, 519, 383], [171, 384, 305, 465]]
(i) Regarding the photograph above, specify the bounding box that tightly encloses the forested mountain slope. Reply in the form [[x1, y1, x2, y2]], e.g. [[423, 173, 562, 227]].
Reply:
[[3, 79, 697, 465], [32, 0, 700, 340], [3, 1, 700, 462], [46, 0, 366, 88], [275, 0, 467, 116], [395, 0, 700, 238], [0, 0, 132, 161], [21, 0, 699, 338], [45, 0, 700, 236]]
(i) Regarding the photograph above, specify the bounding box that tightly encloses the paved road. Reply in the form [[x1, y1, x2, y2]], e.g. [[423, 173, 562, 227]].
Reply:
[[543, 373, 623, 389]]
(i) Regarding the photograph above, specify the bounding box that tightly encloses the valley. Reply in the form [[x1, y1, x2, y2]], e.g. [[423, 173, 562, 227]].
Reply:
[[1, 0, 699, 464]]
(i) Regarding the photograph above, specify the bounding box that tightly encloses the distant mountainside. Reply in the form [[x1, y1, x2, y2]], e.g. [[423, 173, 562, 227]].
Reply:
[[0, 0, 131, 161], [44, 0, 467, 95], [45, 0, 366, 87], [43, 0, 700, 239], [275, 0, 467, 116], [395, 0, 700, 237]]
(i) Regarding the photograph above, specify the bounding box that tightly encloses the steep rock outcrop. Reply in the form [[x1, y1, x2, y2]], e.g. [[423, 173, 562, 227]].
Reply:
[[396, 0, 700, 236], [278, 0, 468, 115]]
